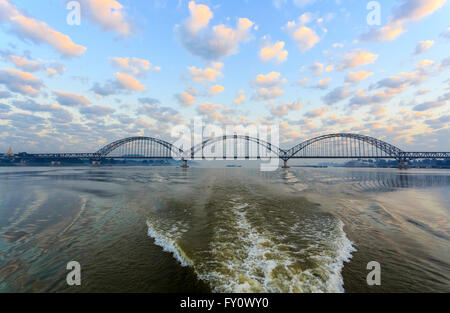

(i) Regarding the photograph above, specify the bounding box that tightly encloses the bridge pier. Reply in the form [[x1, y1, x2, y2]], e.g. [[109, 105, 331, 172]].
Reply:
[[92, 160, 101, 167], [282, 160, 290, 169], [397, 159, 408, 170], [181, 159, 189, 168]]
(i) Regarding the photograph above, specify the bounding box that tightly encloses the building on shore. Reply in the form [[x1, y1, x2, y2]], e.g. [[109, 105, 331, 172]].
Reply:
[[4, 147, 14, 157]]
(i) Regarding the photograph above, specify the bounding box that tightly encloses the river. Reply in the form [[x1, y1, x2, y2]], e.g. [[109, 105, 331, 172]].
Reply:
[[0, 167, 448, 292]]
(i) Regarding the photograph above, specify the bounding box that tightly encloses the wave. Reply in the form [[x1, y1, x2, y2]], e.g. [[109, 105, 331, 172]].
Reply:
[[146, 219, 193, 267]]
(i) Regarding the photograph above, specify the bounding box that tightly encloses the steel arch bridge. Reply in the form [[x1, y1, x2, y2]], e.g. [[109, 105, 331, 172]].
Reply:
[[95, 136, 184, 159], [22, 133, 450, 168]]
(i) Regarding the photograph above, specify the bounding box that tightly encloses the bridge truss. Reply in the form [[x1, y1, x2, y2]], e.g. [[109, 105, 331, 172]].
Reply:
[[18, 134, 450, 166]]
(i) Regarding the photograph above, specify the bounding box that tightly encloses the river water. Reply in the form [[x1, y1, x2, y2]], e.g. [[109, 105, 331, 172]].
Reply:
[[0, 166, 448, 292]]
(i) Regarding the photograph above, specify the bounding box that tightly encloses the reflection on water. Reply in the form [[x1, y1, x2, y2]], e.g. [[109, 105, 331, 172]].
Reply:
[[0, 167, 449, 292]]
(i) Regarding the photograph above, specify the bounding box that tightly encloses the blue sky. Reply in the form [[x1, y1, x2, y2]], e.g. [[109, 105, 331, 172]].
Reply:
[[0, 0, 449, 153]]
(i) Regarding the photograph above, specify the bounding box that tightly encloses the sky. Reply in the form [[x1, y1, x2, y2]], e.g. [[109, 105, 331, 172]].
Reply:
[[0, 0, 449, 153]]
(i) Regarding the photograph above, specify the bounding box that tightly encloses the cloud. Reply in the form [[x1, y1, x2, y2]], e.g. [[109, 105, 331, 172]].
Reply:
[[0, 89, 12, 99], [294, 77, 309, 86], [322, 86, 352, 105], [337, 49, 378, 71], [359, 0, 446, 42], [424, 115, 450, 129], [188, 62, 223, 83], [286, 18, 320, 52], [210, 84, 224, 95], [137, 103, 181, 124], [53, 91, 92, 107], [323, 115, 358, 126], [45, 62, 66, 77], [0, 0, 86, 57], [109, 57, 160, 76], [439, 56, 450, 70], [114, 72, 145, 91], [8, 55, 42, 72], [270, 101, 303, 116], [251, 72, 286, 101], [304, 107, 328, 118], [416, 88, 430, 95], [0, 68, 44, 96], [251, 72, 286, 88], [138, 97, 160, 105], [90, 81, 118, 97], [175, 91, 196, 107], [80, 105, 115, 117], [345, 71, 373, 84], [259, 40, 288, 64], [177, 1, 254, 60], [196, 101, 222, 119], [413, 92, 450, 111], [234, 90, 245, 104], [413, 40, 434, 55], [349, 89, 394, 107], [373, 71, 424, 89], [316, 78, 331, 89], [78, 0, 132, 36], [252, 87, 284, 101], [0, 103, 10, 113], [3, 53, 66, 77], [12, 99, 55, 112], [309, 62, 324, 76]]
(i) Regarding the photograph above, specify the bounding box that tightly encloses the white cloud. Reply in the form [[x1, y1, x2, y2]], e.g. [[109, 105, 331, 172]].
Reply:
[[286, 22, 319, 52], [0, 0, 86, 57], [251, 72, 286, 88], [309, 62, 324, 76], [210, 84, 224, 95], [234, 90, 245, 104], [336, 49, 378, 71], [114, 72, 145, 91], [260, 40, 288, 64], [53, 91, 92, 107], [316, 77, 332, 89], [109, 57, 160, 76], [360, 0, 446, 42], [78, 0, 132, 36], [177, 1, 254, 60], [175, 90, 196, 107], [345, 71, 374, 84], [188, 62, 223, 83], [413, 40, 434, 55], [0, 68, 44, 97]]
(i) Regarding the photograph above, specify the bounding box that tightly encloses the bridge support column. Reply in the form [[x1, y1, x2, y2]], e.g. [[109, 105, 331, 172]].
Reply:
[[181, 159, 189, 168], [92, 160, 101, 167], [282, 160, 290, 169], [397, 159, 408, 170]]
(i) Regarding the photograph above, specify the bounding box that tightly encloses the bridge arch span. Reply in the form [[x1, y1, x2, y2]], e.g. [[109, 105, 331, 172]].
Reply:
[[186, 135, 285, 160], [285, 133, 403, 160], [96, 136, 184, 158]]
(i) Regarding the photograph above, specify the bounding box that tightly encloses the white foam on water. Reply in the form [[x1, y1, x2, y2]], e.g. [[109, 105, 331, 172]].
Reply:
[[196, 198, 356, 293], [309, 219, 356, 293], [146, 219, 193, 267], [145, 197, 356, 293], [59, 195, 88, 236]]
